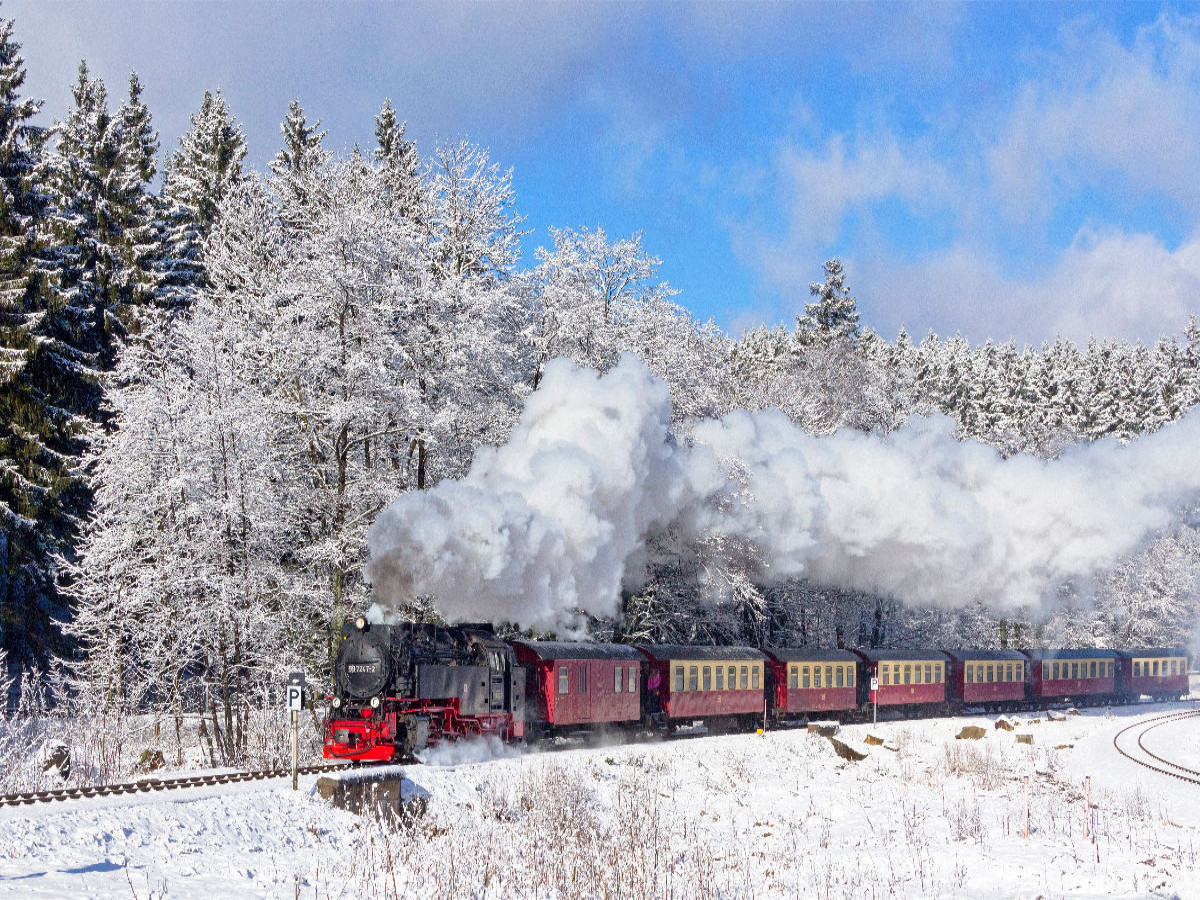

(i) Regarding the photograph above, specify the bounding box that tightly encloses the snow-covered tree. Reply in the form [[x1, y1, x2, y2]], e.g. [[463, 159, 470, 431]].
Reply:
[[269, 99, 328, 227], [425, 139, 524, 284], [0, 12, 58, 673], [795, 258, 860, 344], [159, 89, 246, 308], [373, 98, 421, 221]]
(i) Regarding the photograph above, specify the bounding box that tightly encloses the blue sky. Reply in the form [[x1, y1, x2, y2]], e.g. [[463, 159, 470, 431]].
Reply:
[[14, 1, 1200, 344]]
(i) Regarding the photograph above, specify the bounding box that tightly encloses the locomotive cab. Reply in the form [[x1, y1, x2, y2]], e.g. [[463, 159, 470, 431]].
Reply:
[[325, 620, 525, 762]]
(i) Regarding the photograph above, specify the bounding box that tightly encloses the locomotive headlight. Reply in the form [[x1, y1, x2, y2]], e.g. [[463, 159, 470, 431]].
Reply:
[[370, 695, 381, 709], [355, 616, 367, 631], [332, 696, 342, 709]]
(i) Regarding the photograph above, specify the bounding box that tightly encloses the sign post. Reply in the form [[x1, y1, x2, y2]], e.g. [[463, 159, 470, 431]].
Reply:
[[1023, 775, 1030, 839], [1083, 776, 1091, 841], [287, 673, 305, 791], [870, 676, 879, 726]]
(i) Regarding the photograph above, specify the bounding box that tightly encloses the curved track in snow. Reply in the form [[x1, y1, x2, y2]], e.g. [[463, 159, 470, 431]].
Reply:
[[1112, 709, 1200, 785]]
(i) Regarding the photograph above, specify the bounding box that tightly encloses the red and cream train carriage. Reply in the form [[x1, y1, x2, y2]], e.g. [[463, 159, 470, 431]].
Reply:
[[854, 649, 949, 709], [1114, 648, 1189, 701], [1024, 648, 1117, 704], [511, 641, 642, 737], [945, 649, 1027, 709], [637, 645, 768, 727], [764, 647, 858, 720]]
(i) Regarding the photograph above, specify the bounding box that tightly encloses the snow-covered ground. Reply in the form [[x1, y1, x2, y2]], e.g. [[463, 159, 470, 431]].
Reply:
[[2, 703, 1198, 899]]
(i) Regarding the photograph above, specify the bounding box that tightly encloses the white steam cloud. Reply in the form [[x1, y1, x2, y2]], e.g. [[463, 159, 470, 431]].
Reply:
[[367, 355, 688, 630], [366, 354, 1200, 630]]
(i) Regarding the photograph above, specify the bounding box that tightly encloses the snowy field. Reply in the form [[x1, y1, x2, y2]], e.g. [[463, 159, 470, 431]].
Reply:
[[2, 703, 1198, 900]]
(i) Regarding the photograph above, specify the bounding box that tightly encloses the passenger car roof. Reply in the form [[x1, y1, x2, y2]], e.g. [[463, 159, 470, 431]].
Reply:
[[636, 645, 768, 662], [511, 641, 644, 661]]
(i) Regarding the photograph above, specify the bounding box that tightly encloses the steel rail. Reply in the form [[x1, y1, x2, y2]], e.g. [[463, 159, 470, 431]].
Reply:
[[1112, 709, 1200, 786], [0, 762, 354, 808]]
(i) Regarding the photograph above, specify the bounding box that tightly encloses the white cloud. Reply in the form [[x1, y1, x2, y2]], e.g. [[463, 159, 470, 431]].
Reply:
[[855, 228, 1200, 344], [774, 133, 949, 248], [732, 13, 1200, 343], [987, 14, 1200, 222]]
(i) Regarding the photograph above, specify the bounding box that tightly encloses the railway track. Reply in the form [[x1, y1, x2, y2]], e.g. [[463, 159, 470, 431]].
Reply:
[[1112, 709, 1200, 785], [0, 762, 354, 808]]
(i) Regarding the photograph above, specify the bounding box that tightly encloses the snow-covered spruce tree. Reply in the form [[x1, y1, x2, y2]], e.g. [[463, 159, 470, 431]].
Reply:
[[373, 98, 421, 222], [0, 12, 58, 675], [795, 257, 860, 345], [42, 62, 161, 361], [13, 63, 163, 675], [112, 72, 159, 315], [269, 98, 328, 229], [158, 89, 246, 310]]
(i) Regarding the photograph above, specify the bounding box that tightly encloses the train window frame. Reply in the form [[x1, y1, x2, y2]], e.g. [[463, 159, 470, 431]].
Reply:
[[904, 665, 911, 685], [966, 665, 974, 684], [716, 666, 725, 691], [848, 666, 855, 687], [881, 667, 889, 686], [630, 666, 638, 692], [1133, 660, 1141, 677], [824, 666, 832, 688], [1153, 660, 1159, 676], [615, 666, 622, 694], [789, 666, 798, 690], [814, 666, 822, 689], [802, 666, 810, 688], [835, 666, 844, 688], [752, 666, 761, 690], [934, 664, 941, 684], [674, 666, 684, 692], [579, 665, 587, 694], [915, 666, 923, 685], [1005, 664, 1013, 682], [925, 664, 932, 684], [688, 666, 698, 692], [558, 666, 569, 695], [741, 665, 749, 690], [703, 666, 712, 691]]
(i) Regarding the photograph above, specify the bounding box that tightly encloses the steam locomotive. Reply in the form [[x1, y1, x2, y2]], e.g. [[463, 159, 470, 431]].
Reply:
[[323, 619, 1191, 762]]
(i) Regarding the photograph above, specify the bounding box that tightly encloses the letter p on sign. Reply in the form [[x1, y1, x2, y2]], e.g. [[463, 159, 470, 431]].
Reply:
[[287, 672, 305, 712]]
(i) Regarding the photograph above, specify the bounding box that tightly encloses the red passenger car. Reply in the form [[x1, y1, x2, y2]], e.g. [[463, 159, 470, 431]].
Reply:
[[511, 641, 642, 738], [854, 649, 948, 709], [764, 647, 858, 720], [1023, 649, 1116, 705], [944, 649, 1027, 710], [1114, 648, 1190, 701], [637, 645, 768, 728]]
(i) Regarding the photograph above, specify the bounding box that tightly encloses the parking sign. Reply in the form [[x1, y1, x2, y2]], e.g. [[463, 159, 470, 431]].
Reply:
[[287, 672, 305, 711]]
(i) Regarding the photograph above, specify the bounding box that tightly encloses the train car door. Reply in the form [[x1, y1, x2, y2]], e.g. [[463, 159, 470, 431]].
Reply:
[[487, 650, 507, 713], [576, 661, 592, 722]]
